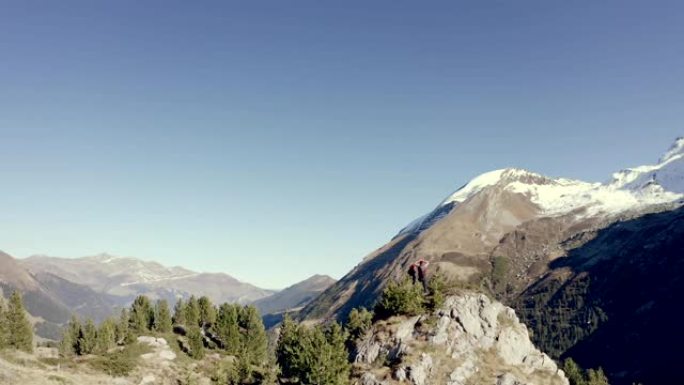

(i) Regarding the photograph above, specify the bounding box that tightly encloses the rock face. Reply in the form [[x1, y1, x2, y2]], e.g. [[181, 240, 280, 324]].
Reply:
[[352, 293, 568, 385]]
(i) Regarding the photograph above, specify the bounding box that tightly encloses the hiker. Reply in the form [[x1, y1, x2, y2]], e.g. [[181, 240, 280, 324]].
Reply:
[[408, 258, 430, 292]]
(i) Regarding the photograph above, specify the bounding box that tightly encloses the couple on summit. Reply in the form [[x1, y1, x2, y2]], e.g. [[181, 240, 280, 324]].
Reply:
[[407, 258, 430, 292]]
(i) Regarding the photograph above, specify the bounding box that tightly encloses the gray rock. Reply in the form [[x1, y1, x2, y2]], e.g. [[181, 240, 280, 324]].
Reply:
[[355, 337, 382, 364], [136, 336, 168, 348], [497, 373, 523, 385], [448, 357, 477, 385], [407, 353, 433, 385], [395, 316, 420, 342], [360, 372, 386, 385], [495, 325, 535, 366], [394, 367, 407, 381], [430, 315, 451, 345], [139, 375, 156, 385]]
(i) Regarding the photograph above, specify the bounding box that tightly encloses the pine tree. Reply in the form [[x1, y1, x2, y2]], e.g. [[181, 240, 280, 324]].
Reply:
[[198, 296, 216, 327], [239, 305, 268, 366], [302, 324, 350, 385], [374, 279, 425, 319], [116, 308, 133, 345], [172, 298, 185, 326], [154, 299, 173, 333], [186, 325, 205, 359], [276, 319, 351, 385], [322, 322, 351, 383], [587, 368, 610, 385], [77, 318, 97, 355], [184, 296, 200, 327], [129, 295, 153, 333], [59, 315, 81, 356], [0, 299, 8, 349], [563, 358, 587, 385], [216, 303, 241, 353], [96, 318, 117, 353], [276, 314, 301, 380], [346, 307, 373, 340], [236, 348, 254, 383], [6, 291, 33, 352]]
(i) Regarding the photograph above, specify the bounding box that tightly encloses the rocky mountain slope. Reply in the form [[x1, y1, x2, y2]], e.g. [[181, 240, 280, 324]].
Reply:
[[513, 205, 684, 385], [253, 274, 336, 315], [352, 293, 567, 385], [302, 137, 684, 385], [21, 253, 274, 305]]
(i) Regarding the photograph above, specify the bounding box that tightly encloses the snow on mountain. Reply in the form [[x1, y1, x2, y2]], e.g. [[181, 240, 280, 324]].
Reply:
[[397, 169, 550, 236], [441, 169, 510, 204], [80, 253, 196, 285], [506, 174, 680, 218], [660, 136, 684, 164], [503, 143, 683, 217], [609, 137, 684, 194], [400, 138, 684, 236]]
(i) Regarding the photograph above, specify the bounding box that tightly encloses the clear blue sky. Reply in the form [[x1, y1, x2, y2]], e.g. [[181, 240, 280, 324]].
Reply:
[[0, 1, 682, 288]]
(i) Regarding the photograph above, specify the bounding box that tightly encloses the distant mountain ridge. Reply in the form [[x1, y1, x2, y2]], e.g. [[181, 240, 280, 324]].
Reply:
[[2, 251, 334, 339], [253, 274, 336, 315], [0, 250, 117, 339], [21, 253, 275, 305]]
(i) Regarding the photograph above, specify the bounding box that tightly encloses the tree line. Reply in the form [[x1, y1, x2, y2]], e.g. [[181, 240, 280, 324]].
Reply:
[[0, 281, 615, 385], [2, 277, 614, 385], [58, 294, 270, 382]]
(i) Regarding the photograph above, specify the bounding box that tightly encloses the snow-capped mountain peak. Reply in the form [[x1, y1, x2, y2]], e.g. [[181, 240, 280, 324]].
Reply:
[[609, 137, 684, 194], [659, 136, 684, 164], [399, 138, 684, 236], [440, 168, 552, 205]]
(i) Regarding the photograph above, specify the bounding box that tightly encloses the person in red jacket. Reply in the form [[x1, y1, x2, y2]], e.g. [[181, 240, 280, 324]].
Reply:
[[408, 258, 430, 292]]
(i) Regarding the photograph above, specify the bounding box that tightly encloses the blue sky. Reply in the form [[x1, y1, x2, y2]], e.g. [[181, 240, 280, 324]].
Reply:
[[0, 1, 682, 288]]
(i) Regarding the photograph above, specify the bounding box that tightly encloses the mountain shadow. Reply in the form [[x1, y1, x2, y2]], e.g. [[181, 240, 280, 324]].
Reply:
[[514, 206, 684, 385]]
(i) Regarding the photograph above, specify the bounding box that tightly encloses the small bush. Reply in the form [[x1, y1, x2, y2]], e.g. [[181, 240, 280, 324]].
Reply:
[[186, 326, 205, 359], [426, 274, 447, 310], [346, 307, 373, 340], [89, 343, 151, 376], [374, 279, 425, 319]]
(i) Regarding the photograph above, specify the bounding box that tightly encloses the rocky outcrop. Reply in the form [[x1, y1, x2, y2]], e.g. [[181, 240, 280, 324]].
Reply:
[[352, 293, 568, 385], [137, 336, 177, 363]]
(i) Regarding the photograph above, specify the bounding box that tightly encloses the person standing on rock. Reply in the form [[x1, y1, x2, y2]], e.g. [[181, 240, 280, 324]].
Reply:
[[408, 258, 430, 293]]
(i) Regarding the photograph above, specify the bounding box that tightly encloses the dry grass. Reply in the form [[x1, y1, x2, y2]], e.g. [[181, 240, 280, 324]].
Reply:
[[46, 374, 72, 384]]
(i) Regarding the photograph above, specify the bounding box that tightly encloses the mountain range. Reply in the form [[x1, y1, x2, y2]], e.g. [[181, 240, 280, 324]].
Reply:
[[2, 137, 683, 384], [22, 253, 274, 305], [0, 251, 335, 340], [301, 137, 684, 385]]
